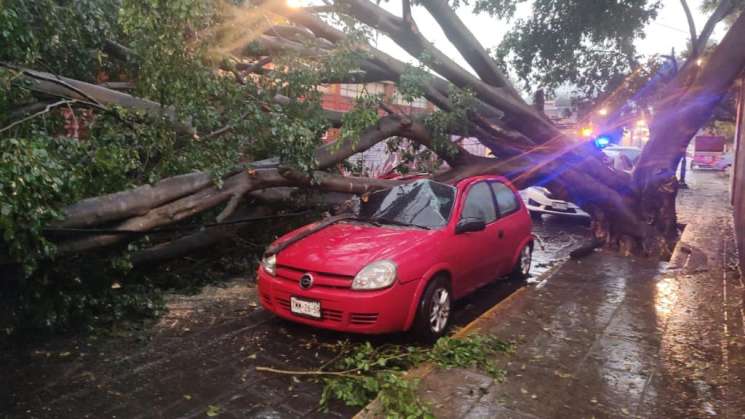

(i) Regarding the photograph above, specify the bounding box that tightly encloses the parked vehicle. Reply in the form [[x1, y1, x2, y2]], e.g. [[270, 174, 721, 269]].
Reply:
[[520, 187, 590, 219], [601, 146, 642, 172], [257, 177, 534, 340], [521, 146, 641, 219], [691, 135, 727, 170], [714, 152, 734, 170]]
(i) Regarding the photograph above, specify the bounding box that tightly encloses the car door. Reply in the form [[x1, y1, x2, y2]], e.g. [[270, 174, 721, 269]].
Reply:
[[450, 181, 501, 295], [490, 181, 525, 275]]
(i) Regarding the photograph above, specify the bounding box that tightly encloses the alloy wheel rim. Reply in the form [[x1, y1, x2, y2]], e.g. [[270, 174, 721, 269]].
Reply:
[[521, 247, 531, 276], [429, 288, 450, 333]]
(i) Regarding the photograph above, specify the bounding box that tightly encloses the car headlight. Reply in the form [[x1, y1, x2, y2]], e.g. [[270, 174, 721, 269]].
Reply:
[[261, 254, 276, 276], [352, 260, 397, 290]]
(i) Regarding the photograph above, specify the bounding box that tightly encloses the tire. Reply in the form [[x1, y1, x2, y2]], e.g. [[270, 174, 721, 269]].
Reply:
[[509, 244, 532, 281], [529, 211, 542, 221], [412, 276, 452, 343]]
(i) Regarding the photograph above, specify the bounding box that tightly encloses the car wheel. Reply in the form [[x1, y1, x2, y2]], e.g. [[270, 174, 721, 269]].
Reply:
[[412, 276, 452, 342], [509, 244, 532, 281], [530, 211, 542, 221]]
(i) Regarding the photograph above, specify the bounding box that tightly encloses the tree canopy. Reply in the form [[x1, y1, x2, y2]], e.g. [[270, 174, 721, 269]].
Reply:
[[488, 0, 661, 97]]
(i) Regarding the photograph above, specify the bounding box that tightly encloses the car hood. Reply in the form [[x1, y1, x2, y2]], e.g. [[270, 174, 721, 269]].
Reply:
[[275, 222, 435, 276]]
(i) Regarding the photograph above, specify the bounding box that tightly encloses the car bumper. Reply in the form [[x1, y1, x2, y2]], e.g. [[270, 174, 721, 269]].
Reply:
[[691, 164, 726, 170], [256, 268, 417, 334]]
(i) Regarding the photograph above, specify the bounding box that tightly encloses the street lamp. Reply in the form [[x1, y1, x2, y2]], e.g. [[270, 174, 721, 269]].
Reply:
[[598, 108, 608, 116], [580, 127, 593, 137], [696, 58, 703, 66]]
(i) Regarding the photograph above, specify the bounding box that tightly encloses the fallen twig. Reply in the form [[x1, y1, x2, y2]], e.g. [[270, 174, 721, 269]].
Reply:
[[0, 99, 75, 134], [255, 366, 358, 378]]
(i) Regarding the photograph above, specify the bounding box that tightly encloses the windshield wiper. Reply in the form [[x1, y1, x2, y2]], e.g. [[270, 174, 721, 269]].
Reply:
[[370, 217, 431, 230]]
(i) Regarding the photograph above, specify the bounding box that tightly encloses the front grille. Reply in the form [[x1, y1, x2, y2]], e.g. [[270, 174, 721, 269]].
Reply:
[[276, 265, 354, 289], [350, 313, 378, 325]]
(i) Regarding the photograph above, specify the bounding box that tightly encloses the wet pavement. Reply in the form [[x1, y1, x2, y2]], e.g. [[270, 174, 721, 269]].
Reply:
[[0, 207, 589, 418], [370, 171, 745, 419]]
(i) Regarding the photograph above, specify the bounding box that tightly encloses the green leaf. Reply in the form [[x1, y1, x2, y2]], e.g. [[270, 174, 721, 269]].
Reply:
[[206, 404, 220, 417]]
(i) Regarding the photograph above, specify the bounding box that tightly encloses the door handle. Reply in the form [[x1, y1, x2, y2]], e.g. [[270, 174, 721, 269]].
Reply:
[[498, 230, 504, 239]]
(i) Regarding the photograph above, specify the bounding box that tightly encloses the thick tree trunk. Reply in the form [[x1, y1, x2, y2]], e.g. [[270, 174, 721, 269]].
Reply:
[[55, 168, 401, 255], [633, 10, 745, 254]]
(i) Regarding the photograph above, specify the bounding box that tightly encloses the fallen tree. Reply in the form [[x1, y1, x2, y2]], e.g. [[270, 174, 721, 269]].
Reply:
[[2, 0, 743, 257], [1, 0, 744, 331]]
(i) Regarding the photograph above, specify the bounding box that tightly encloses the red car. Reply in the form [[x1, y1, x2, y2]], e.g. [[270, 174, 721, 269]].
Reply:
[[257, 176, 533, 340]]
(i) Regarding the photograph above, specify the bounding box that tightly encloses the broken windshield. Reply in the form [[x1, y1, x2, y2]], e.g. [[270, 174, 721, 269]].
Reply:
[[358, 180, 455, 229]]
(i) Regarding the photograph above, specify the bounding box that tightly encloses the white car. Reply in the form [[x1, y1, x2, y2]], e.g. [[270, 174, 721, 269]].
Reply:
[[601, 146, 642, 172], [519, 187, 590, 219]]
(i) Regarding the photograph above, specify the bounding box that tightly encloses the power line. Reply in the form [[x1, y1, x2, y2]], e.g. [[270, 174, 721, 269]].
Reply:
[[650, 21, 692, 35]]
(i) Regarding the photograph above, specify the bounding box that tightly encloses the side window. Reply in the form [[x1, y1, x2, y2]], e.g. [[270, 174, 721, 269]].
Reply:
[[490, 182, 519, 216], [460, 182, 497, 223]]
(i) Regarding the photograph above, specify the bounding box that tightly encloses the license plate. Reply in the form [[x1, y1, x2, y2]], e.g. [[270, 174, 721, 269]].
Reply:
[[552, 202, 568, 210], [290, 297, 321, 319]]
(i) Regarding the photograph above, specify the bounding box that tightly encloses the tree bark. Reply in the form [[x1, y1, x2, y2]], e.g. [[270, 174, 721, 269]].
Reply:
[[420, 0, 524, 101], [131, 205, 273, 266], [57, 171, 220, 228], [55, 168, 401, 255], [693, 0, 737, 57], [633, 10, 745, 252], [680, 0, 698, 53]]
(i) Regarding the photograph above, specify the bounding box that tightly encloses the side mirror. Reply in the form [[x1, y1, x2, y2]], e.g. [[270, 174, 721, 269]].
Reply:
[[455, 217, 486, 234]]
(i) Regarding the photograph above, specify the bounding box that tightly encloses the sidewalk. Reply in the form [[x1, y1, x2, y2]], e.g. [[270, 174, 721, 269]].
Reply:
[[370, 171, 745, 418]]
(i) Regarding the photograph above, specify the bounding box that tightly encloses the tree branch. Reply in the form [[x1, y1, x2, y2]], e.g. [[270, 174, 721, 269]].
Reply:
[[54, 168, 401, 254], [680, 0, 698, 52], [0, 99, 77, 134], [131, 205, 273, 266], [421, 0, 523, 99], [335, 0, 558, 146], [402, 0, 412, 24], [102, 40, 136, 63], [2, 63, 195, 136], [693, 0, 736, 57]]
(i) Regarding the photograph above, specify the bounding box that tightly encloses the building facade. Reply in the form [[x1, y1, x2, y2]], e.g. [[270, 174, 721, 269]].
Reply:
[[320, 82, 475, 177]]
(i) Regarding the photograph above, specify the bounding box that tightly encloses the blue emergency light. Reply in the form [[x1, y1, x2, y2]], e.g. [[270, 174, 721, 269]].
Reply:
[[594, 136, 611, 148]]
